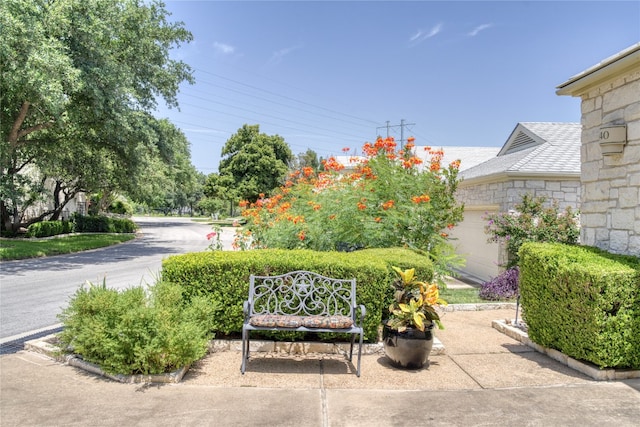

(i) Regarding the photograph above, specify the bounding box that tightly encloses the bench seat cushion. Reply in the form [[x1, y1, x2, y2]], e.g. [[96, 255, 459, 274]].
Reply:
[[249, 314, 354, 329], [302, 315, 353, 329], [250, 314, 304, 328]]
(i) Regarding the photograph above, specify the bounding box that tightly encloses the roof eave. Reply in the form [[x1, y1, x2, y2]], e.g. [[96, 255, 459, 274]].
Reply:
[[556, 43, 640, 97], [459, 170, 581, 187]]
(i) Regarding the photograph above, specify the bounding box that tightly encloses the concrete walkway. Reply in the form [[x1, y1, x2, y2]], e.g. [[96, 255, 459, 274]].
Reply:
[[1, 308, 639, 426]]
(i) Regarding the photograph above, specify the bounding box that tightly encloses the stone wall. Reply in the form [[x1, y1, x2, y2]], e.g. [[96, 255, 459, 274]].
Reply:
[[456, 178, 581, 212], [578, 69, 640, 255]]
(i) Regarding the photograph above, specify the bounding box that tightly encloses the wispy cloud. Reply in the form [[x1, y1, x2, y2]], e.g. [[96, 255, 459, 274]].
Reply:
[[468, 23, 493, 37], [267, 44, 302, 65], [213, 42, 236, 55], [409, 23, 443, 45]]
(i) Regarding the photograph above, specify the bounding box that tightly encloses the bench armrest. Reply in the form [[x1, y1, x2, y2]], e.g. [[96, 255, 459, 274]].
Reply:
[[243, 300, 251, 318], [355, 304, 366, 326]]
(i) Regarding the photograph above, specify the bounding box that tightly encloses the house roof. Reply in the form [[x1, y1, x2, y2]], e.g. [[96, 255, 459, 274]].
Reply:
[[415, 146, 500, 172], [557, 43, 640, 96], [460, 122, 582, 182], [334, 147, 500, 173]]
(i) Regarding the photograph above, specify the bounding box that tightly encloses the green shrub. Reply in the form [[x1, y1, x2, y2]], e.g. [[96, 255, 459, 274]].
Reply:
[[73, 214, 136, 233], [27, 220, 73, 237], [161, 248, 434, 342], [57, 280, 217, 375], [519, 242, 640, 369], [108, 199, 133, 215]]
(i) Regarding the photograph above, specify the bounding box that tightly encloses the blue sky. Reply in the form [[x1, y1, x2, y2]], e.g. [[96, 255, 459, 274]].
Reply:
[[157, 1, 640, 174]]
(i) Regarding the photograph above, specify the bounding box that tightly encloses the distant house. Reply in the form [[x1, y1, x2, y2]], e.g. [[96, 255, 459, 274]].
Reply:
[[453, 122, 582, 281], [556, 43, 640, 256]]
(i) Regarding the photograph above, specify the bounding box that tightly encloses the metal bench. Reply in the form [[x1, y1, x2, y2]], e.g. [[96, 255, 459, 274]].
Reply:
[[241, 270, 366, 377]]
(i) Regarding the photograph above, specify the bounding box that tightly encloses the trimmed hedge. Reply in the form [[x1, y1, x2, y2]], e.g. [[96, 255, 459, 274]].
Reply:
[[27, 220, 73, 237], [519, 242, 640, 369], [161, 248, 434, 343], [73, 214, 136, 233]]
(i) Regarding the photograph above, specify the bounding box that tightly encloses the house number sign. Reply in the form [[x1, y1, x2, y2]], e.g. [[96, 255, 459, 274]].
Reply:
[[599, 125, 626, 143]]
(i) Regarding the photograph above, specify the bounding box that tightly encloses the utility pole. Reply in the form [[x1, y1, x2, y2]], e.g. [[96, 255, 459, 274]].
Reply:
[[376, 119, 415, 149]]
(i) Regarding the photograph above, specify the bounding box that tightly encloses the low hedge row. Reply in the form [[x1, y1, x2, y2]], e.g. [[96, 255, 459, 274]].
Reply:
[[27, 220, 74, 238], [73, 214, 137, 233], [25, 215, 136, 237], [160, 247, 434, 343], [519, 242, 640, 369]]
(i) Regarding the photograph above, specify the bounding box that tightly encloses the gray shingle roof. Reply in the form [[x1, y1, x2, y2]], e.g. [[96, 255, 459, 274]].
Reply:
[[460, 122, 581, 181], [415, 146, 501, 172]]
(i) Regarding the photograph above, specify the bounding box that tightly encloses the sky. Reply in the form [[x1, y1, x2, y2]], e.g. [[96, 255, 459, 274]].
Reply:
[[156, 0, 640, 174]]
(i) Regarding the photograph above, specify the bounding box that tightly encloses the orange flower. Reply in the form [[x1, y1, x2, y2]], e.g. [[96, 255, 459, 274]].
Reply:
[[450, 159, 461, 169], [302, 166, 314, 177], [329, 214, 336, 220], [374, 217, 382, 223], [411, 194, 431, 204], [298, 230, 306, 241], [382, 200, 395, 210], [447, 223, 455, 229], [407, 136, 415, 143], [440, 232, 448, 238], [342, 147, 350, 153]]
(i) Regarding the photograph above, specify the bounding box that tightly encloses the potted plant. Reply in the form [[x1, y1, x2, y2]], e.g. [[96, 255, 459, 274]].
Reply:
[[383, 266, 447, 369]]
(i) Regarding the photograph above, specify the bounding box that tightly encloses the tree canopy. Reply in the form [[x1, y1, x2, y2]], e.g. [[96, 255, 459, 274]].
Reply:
[[218, 124, 293, 203], [1, 0, 194, 232]]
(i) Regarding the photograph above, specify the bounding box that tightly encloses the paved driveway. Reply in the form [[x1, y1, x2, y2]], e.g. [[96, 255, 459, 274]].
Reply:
[[0, 217, 235, 340]]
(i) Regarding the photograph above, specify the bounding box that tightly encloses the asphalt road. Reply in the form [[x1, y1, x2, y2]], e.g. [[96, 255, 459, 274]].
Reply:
[[0, 216, 235, 340]]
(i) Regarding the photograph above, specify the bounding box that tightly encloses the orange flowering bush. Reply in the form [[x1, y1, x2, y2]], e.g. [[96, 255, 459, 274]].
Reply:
[[238, 136, 464, 277]]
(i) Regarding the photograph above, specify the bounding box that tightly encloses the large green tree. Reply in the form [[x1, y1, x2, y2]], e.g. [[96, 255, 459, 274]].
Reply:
[[1, 0, 194, 232], [218, 124, 293, 203]]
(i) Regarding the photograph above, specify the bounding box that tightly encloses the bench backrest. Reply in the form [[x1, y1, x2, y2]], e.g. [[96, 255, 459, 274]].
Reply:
[[248, 271, 356, 317]]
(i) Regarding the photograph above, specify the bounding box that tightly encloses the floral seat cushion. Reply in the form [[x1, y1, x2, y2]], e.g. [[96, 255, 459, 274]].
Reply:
[[249, 314, 353, 329], [302, 315, 353, 329], [249, 314, 303, 328]]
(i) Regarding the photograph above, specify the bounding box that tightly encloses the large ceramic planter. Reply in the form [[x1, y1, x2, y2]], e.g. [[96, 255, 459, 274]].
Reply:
[[383, 323, 434, 369]]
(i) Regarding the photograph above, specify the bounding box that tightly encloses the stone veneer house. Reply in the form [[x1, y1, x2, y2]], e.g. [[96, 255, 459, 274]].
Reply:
[[556, 43, 640, 256], [452, 122, 582, 281]]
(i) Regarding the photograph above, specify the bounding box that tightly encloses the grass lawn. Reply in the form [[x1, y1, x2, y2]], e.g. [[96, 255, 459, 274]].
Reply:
[[440, 287, 516, 305], [0, 234, 136, 261]]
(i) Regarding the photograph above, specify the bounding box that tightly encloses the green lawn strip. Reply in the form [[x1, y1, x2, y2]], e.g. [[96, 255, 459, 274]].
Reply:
[[0, 234, 136, 261], [439, 287, 515, 304]]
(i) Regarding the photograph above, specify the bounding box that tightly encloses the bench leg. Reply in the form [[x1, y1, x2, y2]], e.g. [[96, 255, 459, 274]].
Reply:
[[349, 334, 355, 361], [356, 331, 363, 377], [241, 328, 249, 374]]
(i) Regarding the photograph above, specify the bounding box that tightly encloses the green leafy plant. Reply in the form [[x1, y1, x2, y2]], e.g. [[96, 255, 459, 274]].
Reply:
[[57, 280, 217, 375], [206, 224, 224, 251], [386, 266, 447, 332], [239, 137, 465, 282], [484, 194, 579, 268]]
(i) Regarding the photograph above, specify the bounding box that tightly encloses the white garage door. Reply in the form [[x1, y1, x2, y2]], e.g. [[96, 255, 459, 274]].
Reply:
[[450, 208, 501, 282]]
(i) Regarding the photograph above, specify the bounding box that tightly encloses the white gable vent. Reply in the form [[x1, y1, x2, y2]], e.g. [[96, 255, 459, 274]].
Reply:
[[504, 131, 538, 154]]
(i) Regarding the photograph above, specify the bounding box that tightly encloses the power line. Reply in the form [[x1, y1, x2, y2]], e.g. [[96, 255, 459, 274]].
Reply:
[[376, 119, 416, 148], [195, 69, 380, 126]]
